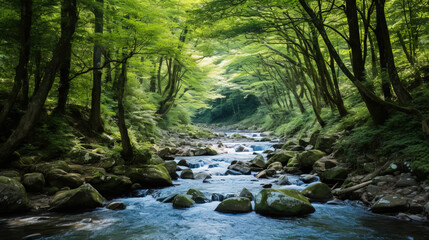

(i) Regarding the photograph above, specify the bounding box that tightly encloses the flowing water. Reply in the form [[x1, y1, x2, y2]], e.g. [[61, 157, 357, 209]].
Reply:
[[1, 135, 429, 240]]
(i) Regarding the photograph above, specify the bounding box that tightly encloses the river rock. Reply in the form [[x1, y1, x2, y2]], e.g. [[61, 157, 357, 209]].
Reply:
[[194, 172, 212, 180], [266, 151, 295, 167], [267, 162, 283, 171], [225, 169, 242, 175], [249, 155, 265, 168], [158, 147, 178, 160], [212, 193, 225, 201], [160, 161, 178, 179], [177, 159, 189, 167], [172, 194, 195, 208], [239, 187, 254, 200], [229, 164, 251, 175], [126, 165, 173, 187], [0, 176, 29, 213], [0, 170, 21, 181], [89, 174, 132, 196], [254, 189, 315, 217], [315, 135, 338, 154], [370, 195, 409, 213], [320, 166, 348, 184], [186, 189, 209, 203], [281, 140, 299, 151], [256, 169, 275, 178], [301, 183, 333, 202], [106, 201, 126, 210], [180, 169, 194, 179], [277, 175, 290, 185], [46, 169, 84, 189], [215, 197, 252, 213], [22, 172, 45, 192], [33, 161, 70, 175], [300, 174, 318, 183], [50, 183, 105, 211], [395, 176, 417, 188], [295, 150, 325, 172]]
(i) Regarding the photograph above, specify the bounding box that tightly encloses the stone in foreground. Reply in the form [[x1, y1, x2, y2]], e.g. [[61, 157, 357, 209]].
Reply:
[[215, 197, 252, 213], [50, 183, 105, 212], [173, 194, 195, 208], [255, 188, 315, 217], [0, 176, 29, 214]]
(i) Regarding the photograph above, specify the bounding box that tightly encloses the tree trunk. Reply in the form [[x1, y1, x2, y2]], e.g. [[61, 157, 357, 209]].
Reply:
[[374, 0, 412, 104], [89, 0, 104, 132], [0, 0, 78, 162], [0, 0, 32, 127], [33, 49, 42, 96], [117, 59, 133, 161]]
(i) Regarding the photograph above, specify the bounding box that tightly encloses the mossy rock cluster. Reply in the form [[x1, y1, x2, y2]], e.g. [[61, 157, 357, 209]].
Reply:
[[0, 176, 29, 214]]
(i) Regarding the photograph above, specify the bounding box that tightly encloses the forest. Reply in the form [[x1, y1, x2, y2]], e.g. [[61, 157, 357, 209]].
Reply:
[[1, 0, 429, 239]]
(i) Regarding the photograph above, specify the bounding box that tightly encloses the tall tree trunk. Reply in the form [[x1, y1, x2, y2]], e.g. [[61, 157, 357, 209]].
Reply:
[[374, 0, 412, 104], [89, 0, 104, 132], [0, 0, 78, 162], [117, 59, 133, 161], [33, 49, 42, 96], [149, 59, 157, 92], [0, 0, 32, 127]]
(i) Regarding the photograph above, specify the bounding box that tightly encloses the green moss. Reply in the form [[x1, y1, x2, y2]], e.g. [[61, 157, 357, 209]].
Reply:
[[215, 197, 252, 213], [301, 183, 333, 202]]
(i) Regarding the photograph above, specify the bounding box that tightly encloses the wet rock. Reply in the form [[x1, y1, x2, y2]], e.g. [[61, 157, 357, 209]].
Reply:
[[0, 176, 29, 214], [22, 233, 42, 240], [266, 151, 295, 167], [284, 167, 302, 175], [277, 175, 290, 185], [255, 189, 315, 217], [212, 193, 225, 201], [299, 174, 318, 183], [262, 184, 272, 188], [301, 183, 333, 202], [22, 173, 45, 192], [106, 201, 126, 210], [186, 189, 209, 203], [0, 170, 21, 181], [215, 197, 252, 213], [395, 177, 417, 188], [249, 155, 265, 169], [89, 174, 132, 196], [172, 194, 195, 208], [194, 172, 212, 180], [327, 199, 345, 205], [160, 194, 178, 203], [370, 195, 409, 213], [46, 169, 84, 189], [320, 166, 348, 184], [50, 183, 105, 212], [267, 162, 283, 171], [160, 161, 178, 179], [229, 164, 251, 175], [295, 150, 325, 172], [177, 159, 189, 167], [373, 175, 396, 184], [180, 169, 194, 179], [225, 169, 242, 176], [208, 163, 219, 168], [256, 169, 275, 179], [158, 147, 178, 160], [126, 165, 173, 187], [239, 188, 254, 200]]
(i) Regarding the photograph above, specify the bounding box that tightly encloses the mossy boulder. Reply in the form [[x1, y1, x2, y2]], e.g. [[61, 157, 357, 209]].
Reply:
[[89, 174, 132, 196], [266, 151, 295, 167], [0, 176, 29, 214], [254, 188, 315, 217], [22, 173, 45, 192], [111, 165, 126, 175], [0, 170, 21, 181], [320, 166, 349, 184], [46, 169, 84, 189], [33, 161, 70, 175], [160, 161, 178, 179], [370, 195, 409, 213], [286, 157, 299, 168], [148, 155, 164, 165], [296, 150, 325, 172], [239, 187, 254, 200], [68, 149, 103, 164], [267, 162, 283, 171], [180, 169, 194, 179], [126, 165, 172, 187], [172, 194, 195, 208], [315, 135, 338, 154], [255, 169, 276, 178], [249, 155, 265, 168], [50, 183, 105, 212], [215, 197, 252, 213], [186, 189, 209, 203], [281, 140, 299, 150], [203, 146, 218, 156], [301, 183, 333, 202]]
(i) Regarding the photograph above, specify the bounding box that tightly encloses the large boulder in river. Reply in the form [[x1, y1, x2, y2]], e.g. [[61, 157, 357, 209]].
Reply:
[[295, 150, 325, 172], [186, 189, 209, 203], [0, 176, 29, 213], [172, 194, 195, 208], [160, 161, 178, 179], [46, 169, 84, 189], [215, 197, 252, 213], [320, 166, 348, 184], [229, 163, 251, 175], [255, 189, 315, 217], [239, 187, 254, 200], [266, 151, 295, 167], [50, 183, 105, 212], [126, 165, 173, 187], [249, 155, 265, 168], [370, 195, 409, 213], [180, 169, 194, 179], [22, 173, 45, 192], [301, 183, 333, 202]]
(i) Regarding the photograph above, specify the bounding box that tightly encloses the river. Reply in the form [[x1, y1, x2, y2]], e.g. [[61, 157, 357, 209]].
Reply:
[[1, 134, 429, 239]]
